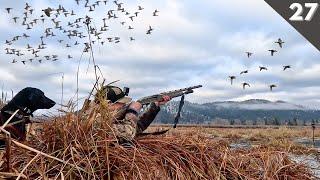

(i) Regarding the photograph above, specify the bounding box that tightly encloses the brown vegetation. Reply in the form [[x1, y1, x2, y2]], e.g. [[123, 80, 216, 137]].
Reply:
[[0, 112, 316, 179], [149, 126, 320, 154], [0, 92, 317, 179]]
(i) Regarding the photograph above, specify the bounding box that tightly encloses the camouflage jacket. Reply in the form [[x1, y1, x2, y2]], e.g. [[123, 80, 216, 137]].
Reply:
[[80, 100, 160, 141], [113, 102, 160, 141]]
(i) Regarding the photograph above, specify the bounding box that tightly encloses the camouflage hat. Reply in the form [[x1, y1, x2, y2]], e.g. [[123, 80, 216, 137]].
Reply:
[[104, 86, 132, 104]]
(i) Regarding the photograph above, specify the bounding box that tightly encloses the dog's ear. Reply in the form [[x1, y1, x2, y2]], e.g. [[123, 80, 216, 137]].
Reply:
[[27, 92, 39, 110], [27, 93, 35, 102], [27, 88, 43, 102]]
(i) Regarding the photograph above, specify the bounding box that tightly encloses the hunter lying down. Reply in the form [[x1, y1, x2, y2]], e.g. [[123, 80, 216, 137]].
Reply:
[[80, 85, 171, 142]]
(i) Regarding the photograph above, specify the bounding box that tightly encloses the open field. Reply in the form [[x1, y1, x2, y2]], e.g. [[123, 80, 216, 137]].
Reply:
[[151, 124, 318, 129], [148, 125, 320, 177], [150, 125, 320, 139], [149, 125, 320, 152]]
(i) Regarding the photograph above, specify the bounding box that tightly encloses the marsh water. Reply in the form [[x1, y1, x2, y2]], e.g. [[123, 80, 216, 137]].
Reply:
[[229, 138, 320, 178]]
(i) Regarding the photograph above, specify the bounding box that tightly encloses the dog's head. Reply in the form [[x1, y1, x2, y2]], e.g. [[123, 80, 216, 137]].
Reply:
[[2, 87, 56, 114]]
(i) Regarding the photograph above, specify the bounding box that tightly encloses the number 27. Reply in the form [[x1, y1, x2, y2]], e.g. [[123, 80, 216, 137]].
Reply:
[[289, 3, 318, 21]]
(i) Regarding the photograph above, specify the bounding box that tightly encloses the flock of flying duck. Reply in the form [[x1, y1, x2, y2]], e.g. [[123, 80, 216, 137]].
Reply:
[[3, 1, 292, 93], [4, 0, 159, 65], [229, 38, 292, 91]]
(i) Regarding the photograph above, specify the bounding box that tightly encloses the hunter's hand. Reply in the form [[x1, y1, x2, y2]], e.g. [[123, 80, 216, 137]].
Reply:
[[128, 101, 142, 112], [155, 95, 171, 106]]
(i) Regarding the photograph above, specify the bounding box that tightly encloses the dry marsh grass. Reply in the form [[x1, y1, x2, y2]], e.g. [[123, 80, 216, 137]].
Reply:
[[0, 113, 316, 179], [2, 118, 316, 179], [0, 99, 4, 110], [0, 90, 317, 179], [154, 126, 319, 141], [149, 126, 320, 154]]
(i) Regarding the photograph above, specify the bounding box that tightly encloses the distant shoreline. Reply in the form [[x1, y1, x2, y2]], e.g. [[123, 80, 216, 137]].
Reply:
[[151, 124, 316, 129]]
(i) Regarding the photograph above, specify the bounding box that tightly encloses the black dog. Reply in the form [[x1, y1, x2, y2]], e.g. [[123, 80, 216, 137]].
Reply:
[[0, 87, 55, 141]]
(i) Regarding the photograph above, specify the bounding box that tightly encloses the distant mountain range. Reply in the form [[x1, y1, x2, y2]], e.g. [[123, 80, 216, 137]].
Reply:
[[154, 99, 320, 125], [207, 99, 306, 110]]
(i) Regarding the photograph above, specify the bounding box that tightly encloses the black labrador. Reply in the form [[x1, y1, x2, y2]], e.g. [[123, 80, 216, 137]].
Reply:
[[0, 87, 55, 141]]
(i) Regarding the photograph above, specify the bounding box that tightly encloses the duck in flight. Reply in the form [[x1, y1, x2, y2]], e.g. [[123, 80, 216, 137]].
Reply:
[[153, 9, 159, 16], [242, 83, 250, 89], [268, 49, 277, 56], [269, 84, 277, 91], [228, 76, 236, 85], [240, 70, 248, 75], [259, 66, 268, 71], [23, 33, 30, 38], [283, 65, 291, 71], [12, 17, 19, 23], [146, 26, 153, 34], [246, 52, 253, 58], [5, 8, 12, 14], [42, 7, 54, 17], [129, 16, 135, 21], [275, 38, 285, 48], [25, 3, 31, 10]]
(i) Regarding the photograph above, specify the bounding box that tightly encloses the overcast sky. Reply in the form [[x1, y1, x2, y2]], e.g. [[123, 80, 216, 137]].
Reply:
[[1, 0, 320, 113]]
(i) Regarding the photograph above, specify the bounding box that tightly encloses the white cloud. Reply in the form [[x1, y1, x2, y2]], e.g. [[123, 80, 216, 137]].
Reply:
[[0, 0, 319, 111]]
